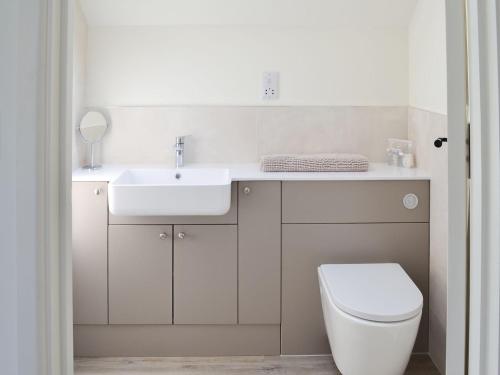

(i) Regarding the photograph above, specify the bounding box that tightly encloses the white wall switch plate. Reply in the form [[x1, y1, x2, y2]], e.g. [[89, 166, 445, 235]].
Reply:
[[262, 72, 279, 100]]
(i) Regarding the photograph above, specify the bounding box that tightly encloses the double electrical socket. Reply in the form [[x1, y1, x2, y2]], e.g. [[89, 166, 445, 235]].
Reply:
[[262, 72, 279, 100]]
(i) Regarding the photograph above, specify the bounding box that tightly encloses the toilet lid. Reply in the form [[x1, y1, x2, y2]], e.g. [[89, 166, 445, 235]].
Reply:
[[318, 263, 423, 322]]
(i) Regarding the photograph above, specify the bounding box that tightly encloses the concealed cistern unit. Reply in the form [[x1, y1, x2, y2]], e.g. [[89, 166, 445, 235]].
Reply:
[[174, 136, 185, 168]]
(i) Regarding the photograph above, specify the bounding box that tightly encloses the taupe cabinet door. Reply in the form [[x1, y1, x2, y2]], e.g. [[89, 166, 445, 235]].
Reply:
[[72, 182, 108, 324], [174, 225, 237, 324], [282, 223, 429, 355], [109, 225, 173, 324], [238, 181, 281, 324]]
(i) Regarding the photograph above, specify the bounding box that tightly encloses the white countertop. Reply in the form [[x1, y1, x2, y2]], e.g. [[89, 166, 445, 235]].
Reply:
[[72, 163, 430, 182]]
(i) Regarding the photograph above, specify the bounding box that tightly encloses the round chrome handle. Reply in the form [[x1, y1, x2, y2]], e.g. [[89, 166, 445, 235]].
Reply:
[[243, 186, 251, 195], [177, 232, 186, 239], [159, 232, 168, 240], [94, 188, 101, 195], [403, 193, 419, 210]]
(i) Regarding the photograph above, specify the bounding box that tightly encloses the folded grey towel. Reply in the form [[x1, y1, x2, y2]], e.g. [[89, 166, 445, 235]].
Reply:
[[260, 153, 369, 172]]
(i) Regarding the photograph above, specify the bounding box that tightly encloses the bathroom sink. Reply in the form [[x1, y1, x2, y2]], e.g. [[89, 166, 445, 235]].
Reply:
[[108, 168, 232, 216]]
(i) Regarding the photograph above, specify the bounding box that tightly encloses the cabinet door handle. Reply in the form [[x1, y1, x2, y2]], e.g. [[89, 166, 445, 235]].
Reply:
[[243, 186, 251, 195], [94, 188, 102, 195], [177, 232, 186, 239], [159, 232, 168, 240]]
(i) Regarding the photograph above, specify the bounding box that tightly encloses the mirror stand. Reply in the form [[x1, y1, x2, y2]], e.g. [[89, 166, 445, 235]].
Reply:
[[82, 143, 101, 170]]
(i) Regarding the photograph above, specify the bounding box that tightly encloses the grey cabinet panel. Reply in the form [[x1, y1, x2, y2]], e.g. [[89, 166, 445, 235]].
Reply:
[[109, 183, 237, 225], [282, 223, 429, 355], [282, 181, 430, 223], [72, 182, 108, 325], [174, 225, 237, 324], [109, 225, 173, 324], [238, 182, 281, 324], [74, 324, 281, 357]]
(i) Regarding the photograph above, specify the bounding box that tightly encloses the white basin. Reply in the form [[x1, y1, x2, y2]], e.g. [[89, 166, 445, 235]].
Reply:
[[108, 168, 232, 216]]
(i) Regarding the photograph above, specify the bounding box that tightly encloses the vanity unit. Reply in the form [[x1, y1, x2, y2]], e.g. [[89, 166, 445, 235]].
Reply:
[[72, 165, 430, 357]]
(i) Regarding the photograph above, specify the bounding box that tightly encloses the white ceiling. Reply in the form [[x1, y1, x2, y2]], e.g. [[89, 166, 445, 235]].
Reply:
[[79, 0, 418, 28]]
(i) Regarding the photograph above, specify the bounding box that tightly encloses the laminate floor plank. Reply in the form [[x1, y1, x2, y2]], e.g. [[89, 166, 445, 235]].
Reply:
[[75, 354, 440, 375]]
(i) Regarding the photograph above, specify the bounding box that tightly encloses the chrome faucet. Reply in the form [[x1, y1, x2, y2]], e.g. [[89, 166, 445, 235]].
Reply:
[[174, 136, 185, 168]]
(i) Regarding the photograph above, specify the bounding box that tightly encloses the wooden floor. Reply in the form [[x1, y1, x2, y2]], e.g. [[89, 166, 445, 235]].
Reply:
[[75, 354, 440, 374]]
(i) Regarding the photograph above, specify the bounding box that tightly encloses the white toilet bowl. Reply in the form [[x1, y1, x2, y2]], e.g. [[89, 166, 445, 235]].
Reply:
[[318, 263, 423, 375]]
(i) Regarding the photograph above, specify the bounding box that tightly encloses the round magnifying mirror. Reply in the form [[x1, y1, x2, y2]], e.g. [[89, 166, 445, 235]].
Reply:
[[80, 111, 108, 143], [79, 111, 109, 169]]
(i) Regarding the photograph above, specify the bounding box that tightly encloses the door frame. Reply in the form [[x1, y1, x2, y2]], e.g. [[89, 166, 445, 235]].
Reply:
[[445, 0, 469, 374], [40, 1, 472, 374], [466, 0, 500, 374], [38, 0, 74, 374]]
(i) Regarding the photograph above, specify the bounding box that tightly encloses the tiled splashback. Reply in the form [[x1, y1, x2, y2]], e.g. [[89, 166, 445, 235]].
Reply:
[[408, 106, 448, 373], [93, 106, 408, 165]]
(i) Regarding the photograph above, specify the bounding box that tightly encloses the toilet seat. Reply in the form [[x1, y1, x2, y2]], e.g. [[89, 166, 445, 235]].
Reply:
[[318, 263, 423, 322]]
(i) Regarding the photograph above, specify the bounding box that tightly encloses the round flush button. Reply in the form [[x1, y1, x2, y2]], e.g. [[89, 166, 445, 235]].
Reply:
[[403, 193, 419, 210]]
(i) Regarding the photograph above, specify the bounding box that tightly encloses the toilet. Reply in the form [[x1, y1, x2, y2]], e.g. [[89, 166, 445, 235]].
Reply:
[[318, 263, 423, 375]]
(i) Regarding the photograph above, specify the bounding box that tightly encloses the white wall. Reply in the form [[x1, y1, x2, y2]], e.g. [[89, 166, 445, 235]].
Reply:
[[72, 1, 88, 168], [85, 26, 409, 107], [409, 0, 448, 115], [72, 3, 415, 168], [74, 20, 413, 167], [79, 0, 418, 29]]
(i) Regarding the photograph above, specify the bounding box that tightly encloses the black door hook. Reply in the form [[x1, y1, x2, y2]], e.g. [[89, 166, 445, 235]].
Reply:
[[434, 137, 448, 148]]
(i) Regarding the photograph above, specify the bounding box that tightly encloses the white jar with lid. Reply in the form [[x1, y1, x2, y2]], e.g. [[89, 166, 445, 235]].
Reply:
[[402, 153, 415, 168]]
